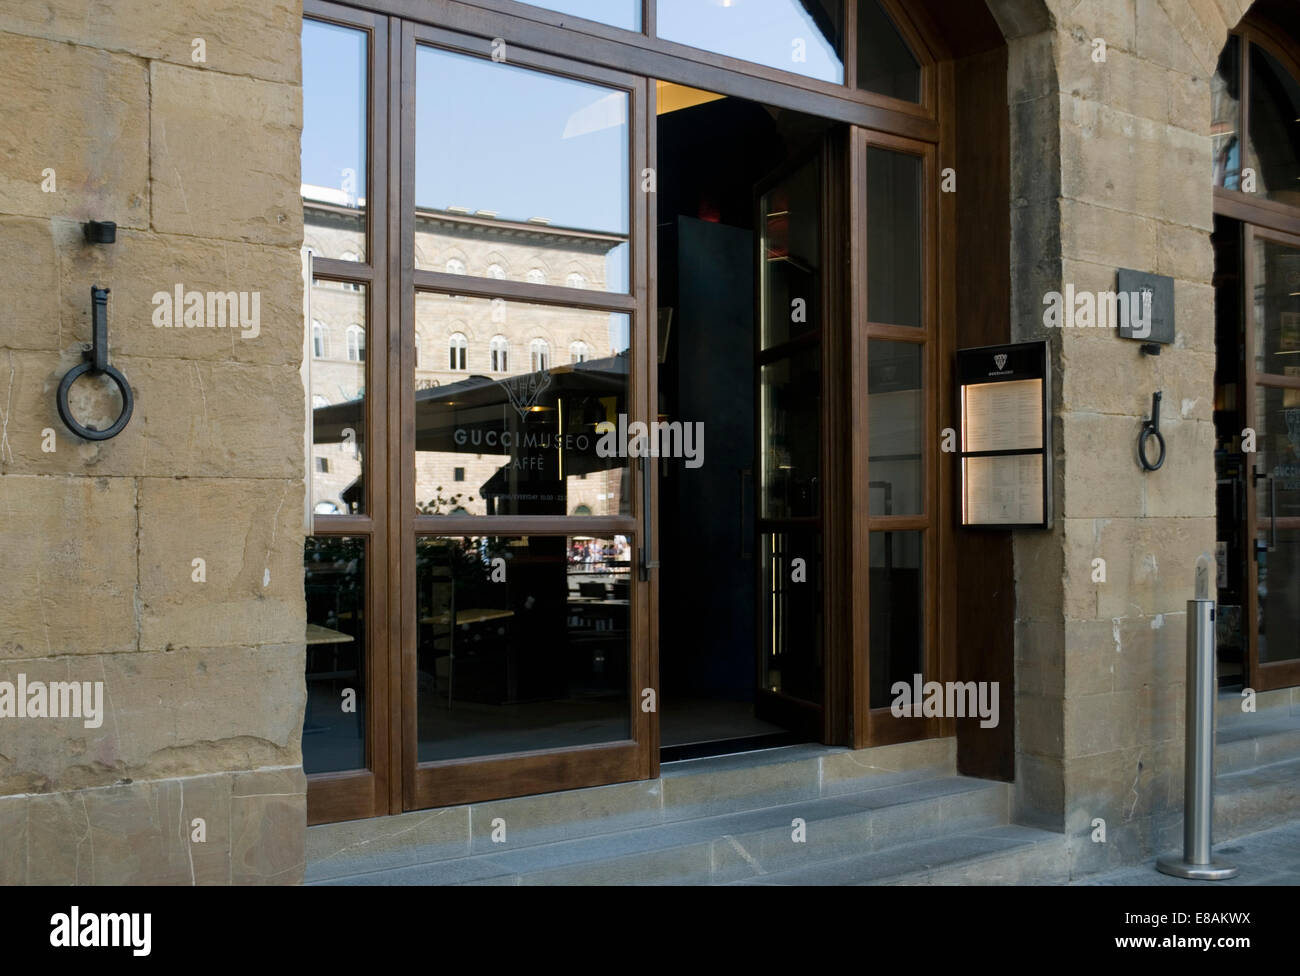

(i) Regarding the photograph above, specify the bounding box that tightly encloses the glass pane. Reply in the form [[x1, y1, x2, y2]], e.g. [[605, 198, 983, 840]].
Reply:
[[1258, 528, 1300, 665], [310, 279, 367, 515], [516, 0, 640, 31], [760, 156, 820, 350], [657, 0, 844, 84], [416, 535, 631, 761], [760, 346, 821, 519], [413, 293, 630, 517], [1212, 35, 1241, 191], [414, 45, 629, 292], [760, 530, 823, 704], [868, 340, 923, 516], [1248, 42, 1300, 206], [857, 0, 920, 102], [304, 536, 366, 774], [868, 530, 923, 709], [1252, 237, 1300, 378], [867, 146, 922, 327], [302, 20, 367, 262], [1253, 385, 1300, 521]]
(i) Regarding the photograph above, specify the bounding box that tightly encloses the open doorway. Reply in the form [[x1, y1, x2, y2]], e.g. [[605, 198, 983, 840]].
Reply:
[[655, 84, 838, 759]]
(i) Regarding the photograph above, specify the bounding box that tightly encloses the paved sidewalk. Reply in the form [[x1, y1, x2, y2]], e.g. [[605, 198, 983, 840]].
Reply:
[[1078, 821, 1300, 885]]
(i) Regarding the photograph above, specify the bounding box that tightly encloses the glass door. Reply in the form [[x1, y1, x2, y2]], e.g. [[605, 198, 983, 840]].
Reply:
[[1244, 225, 1300, 691], [400, 23, 654, 809], [755, 151, 826, 738]]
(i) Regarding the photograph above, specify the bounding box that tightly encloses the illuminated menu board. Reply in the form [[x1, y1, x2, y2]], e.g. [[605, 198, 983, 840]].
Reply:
[[958, 341, 1051, 528]]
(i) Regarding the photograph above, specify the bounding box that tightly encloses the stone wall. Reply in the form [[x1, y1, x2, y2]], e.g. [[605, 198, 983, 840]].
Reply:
[[0, 0, 307, 883], [990, 0, 1250, 874]]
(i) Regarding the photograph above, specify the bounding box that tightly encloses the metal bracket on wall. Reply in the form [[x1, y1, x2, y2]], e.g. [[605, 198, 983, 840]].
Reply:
[[56, 285, 134, 441]]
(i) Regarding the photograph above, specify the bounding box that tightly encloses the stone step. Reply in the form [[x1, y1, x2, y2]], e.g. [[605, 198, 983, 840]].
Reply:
[[728, 825, 1069, 886], [1216, 709, 1300, 775], [1214, 755, 1300, 840], [1216, 687, 1297, 728], [306, 737, 956, 882], [310, 773, 1008, 886]]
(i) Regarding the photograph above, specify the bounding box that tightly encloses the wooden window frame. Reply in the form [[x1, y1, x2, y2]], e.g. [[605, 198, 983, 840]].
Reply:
[[303, 0, 955, 820]]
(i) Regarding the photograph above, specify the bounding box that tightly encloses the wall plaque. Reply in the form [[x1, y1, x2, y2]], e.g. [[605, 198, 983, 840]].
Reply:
[[957, 341, 1051, 529]]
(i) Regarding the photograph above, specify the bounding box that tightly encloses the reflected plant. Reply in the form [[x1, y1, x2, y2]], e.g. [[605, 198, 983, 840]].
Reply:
[[415, 486, 465, 515]]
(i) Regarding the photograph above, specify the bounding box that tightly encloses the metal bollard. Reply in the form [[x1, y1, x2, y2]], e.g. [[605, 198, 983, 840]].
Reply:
[[1156, 555, 1238, 880]]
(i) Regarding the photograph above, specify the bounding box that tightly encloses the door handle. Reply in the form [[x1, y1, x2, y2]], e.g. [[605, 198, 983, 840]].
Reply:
[[1269, 470, 1278, 553], [639, 455, 658, 581]]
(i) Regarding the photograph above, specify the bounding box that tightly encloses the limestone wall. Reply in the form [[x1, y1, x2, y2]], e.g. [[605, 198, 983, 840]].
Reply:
[[0, 0, 307, 884], [991, 0, 1251, 873]]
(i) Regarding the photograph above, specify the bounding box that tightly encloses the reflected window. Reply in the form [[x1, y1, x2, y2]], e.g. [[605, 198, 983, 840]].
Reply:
[[570, 341, 590, 363], [491, 298, 507, 324], [490, 335, 509, 372], [566, 272, 587, 289], [414, 330, 422, 368], [313, 394, 329, 410], [412, 293, 629, 518], [449, 332, 468, 371], [527, 268, 547, 285], [347, 324, 365, 362], [531, 338, 551, 371], [446, 257, 466, 275], [1213, 35, 1241, 190], [312, 320, 329, 358], [487, 263, 506, 280]]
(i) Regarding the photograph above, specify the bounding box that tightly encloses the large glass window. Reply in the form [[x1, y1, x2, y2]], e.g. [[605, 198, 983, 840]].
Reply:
[[304, 536, 367, 774], [416, 535, 631, 761], [310, 279, 367, 516], [657, 0, 845, 84], [414, 45, 630, 292], [1248, 43, 1300, 206], [867, 146, 922, 327], [302, 20, 367, 261], [1213, 35, 1241, 191], [413, 293, 630, 518]]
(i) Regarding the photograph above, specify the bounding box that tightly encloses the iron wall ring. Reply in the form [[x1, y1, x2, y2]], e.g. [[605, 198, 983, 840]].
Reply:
[[1138, 425, 1165, 472], [56, 361, 134, 441]]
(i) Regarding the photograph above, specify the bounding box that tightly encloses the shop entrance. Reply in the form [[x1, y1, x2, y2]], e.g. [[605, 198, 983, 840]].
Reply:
[[655, 88, 837, 758]]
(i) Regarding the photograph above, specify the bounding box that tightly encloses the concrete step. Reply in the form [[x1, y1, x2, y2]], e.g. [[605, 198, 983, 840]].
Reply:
[[306, 737, 956, 882], [310, 773, 1009, 886], [1216, 709, 1300, 775], [729, 825, 1069, 886], [1215, 755, 1300, 840]]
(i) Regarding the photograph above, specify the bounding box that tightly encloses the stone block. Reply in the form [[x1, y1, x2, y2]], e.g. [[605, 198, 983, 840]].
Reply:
[[1141, 420, 1216, 518], [1059, 197, 1157, 272], [53, 220, 305, 367], [138, 478, 304, 649], [0, 0, 301, 86], [1060, 411, 1146, 518], [0, 474, 137, 659], [150, 62, 301, 245], [0, 33, 149, 227], [0, 217, 61, 351]]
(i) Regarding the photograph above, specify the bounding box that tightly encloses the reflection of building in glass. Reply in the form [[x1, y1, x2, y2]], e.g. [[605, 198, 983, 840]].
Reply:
[[305, 186, 627, 515]]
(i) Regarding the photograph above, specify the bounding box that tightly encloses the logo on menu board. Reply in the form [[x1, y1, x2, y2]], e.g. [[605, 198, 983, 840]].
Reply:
[[993, 353, 1008, 371]]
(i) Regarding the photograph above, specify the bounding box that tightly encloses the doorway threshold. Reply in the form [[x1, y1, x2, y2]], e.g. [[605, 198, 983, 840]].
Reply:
[[660, 731, 808, 764]]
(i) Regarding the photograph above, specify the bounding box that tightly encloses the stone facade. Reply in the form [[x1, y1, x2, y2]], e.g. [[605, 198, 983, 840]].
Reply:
[[990, 0, 1256, 873], [0, 0, 1291, 885], [0, 0, 307, 883]]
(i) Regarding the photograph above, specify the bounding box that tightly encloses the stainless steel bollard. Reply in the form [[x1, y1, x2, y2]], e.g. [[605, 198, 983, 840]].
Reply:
[[1156, 555, 1238, 880]]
